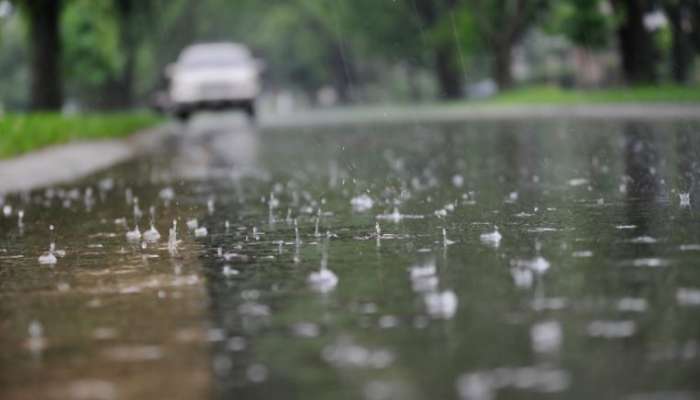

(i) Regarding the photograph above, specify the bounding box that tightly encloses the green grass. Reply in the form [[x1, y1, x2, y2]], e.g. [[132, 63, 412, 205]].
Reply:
[[0, 112, 163, 159], [484, 85, 700, 105]]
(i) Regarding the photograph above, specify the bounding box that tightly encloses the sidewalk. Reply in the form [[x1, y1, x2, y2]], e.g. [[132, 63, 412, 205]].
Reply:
[[0, 124, 174, 193]]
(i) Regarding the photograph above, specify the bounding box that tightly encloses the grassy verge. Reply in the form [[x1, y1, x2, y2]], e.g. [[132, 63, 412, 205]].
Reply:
[[0, 112, 163, 159], [484, 85, 700, 105]]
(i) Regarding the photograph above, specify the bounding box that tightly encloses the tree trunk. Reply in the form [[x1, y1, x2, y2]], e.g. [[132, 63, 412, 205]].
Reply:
[[113, 0, 136, 108], [611, 0, 657, 85], [493, 44, 514, 91], [26, 0, 63, 111], [435, 44, 462, 100], [329, 41, 355, 103], [414, 0, 462, 100], [665, 2, 694, 84]]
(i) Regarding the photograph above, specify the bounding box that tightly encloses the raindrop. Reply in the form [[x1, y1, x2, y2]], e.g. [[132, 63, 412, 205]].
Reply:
[[38, 250, 57, 265], [308, 238, 338, 293], [133, 197, 143, 219], [587, 320, 636, 338], [511, 267, 534, 289], [207, 197, 215, 214], [442, 228, 456, 246], [435, 208, 448, 218], [143, 225, 161, 243], [247, 364, 268, 383], [308, 269, 338, 293], [375, 222, 381, 247], [143, 207, 160, 243], [294, 219, 301, 244], [616, 224, 636, 230], [26, 320, 47, 354], [530, 320, 562, 354], [513, 256, 550, 274], [376, 207, 423, 223], [159, 187, 175, 202], [424, 290, 458, 319], [351, 193, 374, 212], [572, 250, 593, 258], [409, 260, 438, 293], [291, 322, 320, 338], [227, 336, 247, 351], [456, 366, 570, 399], [677, 288, 700, 306], [568, 178, 588, 187], [480, 226, 502, 247], [125, 225, 141, 242], [38, 225, 58, 265], [616, 298, 648, 312], [314, 210, 321, 238], [168, 220, 179, 254], [222, 265, 239, 277]]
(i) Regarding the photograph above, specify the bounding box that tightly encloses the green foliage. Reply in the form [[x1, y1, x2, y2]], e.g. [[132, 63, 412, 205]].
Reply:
[[0, 112, 162, 158], [1, 0, 699, 109], [245, 1, 333, 92], [62, 0, 121, 89], [552, 0, 612, 48], [0, 11, 27, 109]]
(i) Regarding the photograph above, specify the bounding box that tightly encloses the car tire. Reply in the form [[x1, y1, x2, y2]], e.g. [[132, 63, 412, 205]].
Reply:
[[243, 101, 256, 120], [175, 110, 191, 122]]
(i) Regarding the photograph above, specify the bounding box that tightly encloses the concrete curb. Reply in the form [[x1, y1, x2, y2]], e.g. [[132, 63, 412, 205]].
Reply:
[[0, 123, 175, 194], [260, 104, 700, 129]]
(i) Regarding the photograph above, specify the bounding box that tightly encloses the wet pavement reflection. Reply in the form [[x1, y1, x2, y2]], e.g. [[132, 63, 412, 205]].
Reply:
[[2, 113, 700, 399]]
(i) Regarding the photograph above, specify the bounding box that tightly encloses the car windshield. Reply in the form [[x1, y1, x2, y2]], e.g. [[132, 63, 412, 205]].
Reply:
[[178, 45, 250, 68]]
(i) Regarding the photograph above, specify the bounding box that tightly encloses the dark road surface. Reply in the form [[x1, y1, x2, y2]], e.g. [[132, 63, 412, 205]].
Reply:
[[2, 113, 700, 399]]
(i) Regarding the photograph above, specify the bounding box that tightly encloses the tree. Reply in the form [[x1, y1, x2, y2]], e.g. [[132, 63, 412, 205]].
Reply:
[[16, 0, 64, 110], [553, 0, 612, 49], [0, 6, 29, 109], [110, 0, 138, 107], [609, 0, 658, 84], [62, 0, 121, 108], [413, 0, 465, 99], [472, 0, 550, 91], [662, 0, 695, 84]]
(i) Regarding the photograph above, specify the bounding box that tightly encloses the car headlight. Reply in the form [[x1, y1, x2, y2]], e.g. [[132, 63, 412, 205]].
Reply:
[[171, 80, 197, 100]]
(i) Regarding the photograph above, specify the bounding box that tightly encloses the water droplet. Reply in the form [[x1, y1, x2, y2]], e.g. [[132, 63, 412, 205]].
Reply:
[[424, 290, 458, 319], [530, 320, 562, 354], [480, 226, 502, 247], [308, 269, 338, 293], [350, 193, 374, 212], [587, 320, 636, 338], [126, 225, 141, 242]]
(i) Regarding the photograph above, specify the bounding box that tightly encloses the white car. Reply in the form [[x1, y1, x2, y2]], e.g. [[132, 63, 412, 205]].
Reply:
[[167, 42, 262, 120]]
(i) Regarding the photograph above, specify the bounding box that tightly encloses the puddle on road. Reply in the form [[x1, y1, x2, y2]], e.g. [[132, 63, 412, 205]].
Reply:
[[3, 115, 700, 399]]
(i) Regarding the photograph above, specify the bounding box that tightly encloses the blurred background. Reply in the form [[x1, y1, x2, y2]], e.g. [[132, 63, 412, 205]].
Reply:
[[0, 0, 699, 114]]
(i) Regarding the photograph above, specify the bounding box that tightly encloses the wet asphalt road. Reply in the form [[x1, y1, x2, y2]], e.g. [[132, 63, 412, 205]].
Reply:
[[3, 112, 700, 399]]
